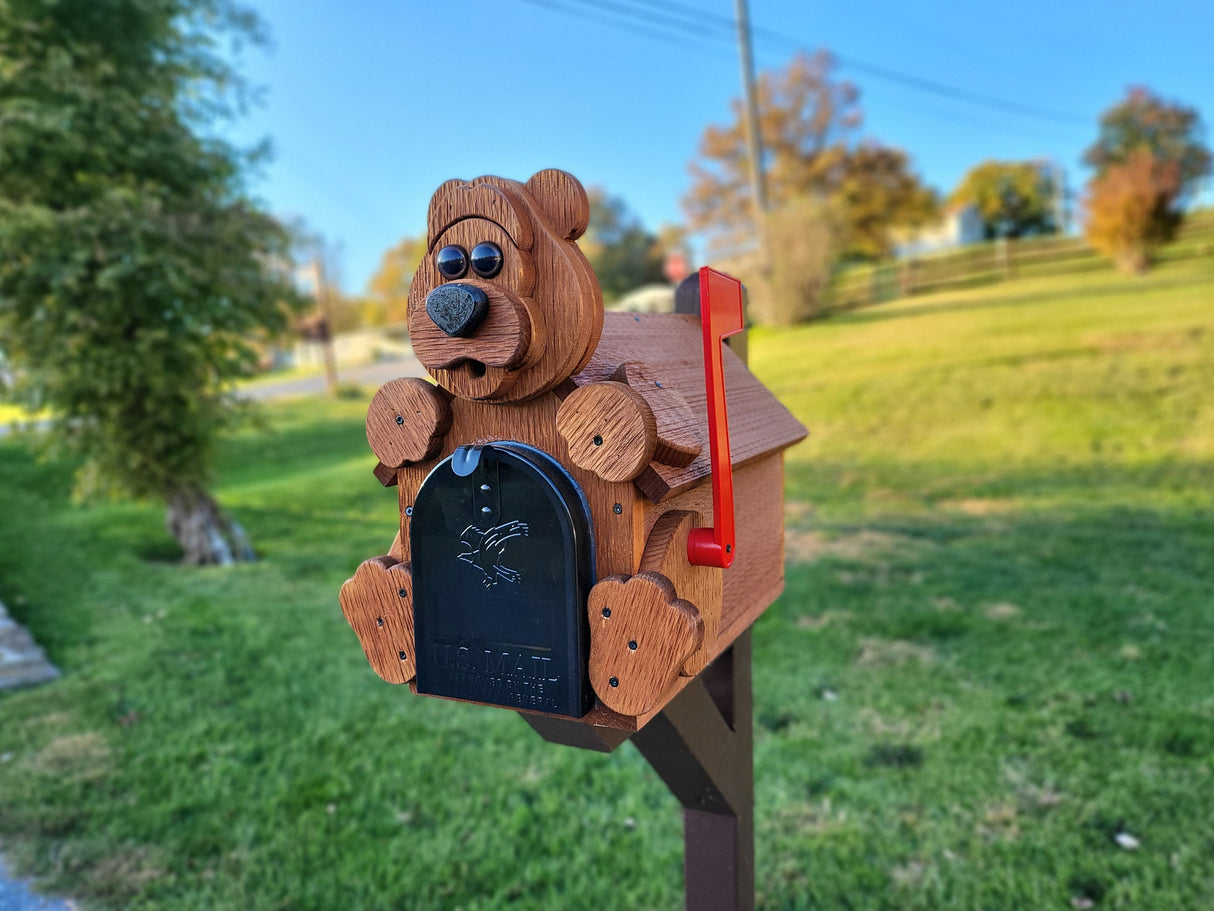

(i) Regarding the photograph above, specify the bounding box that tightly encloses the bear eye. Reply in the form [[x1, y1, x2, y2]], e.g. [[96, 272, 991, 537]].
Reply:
[[470, 242, 504, 279], [435, 245, 468, 280]]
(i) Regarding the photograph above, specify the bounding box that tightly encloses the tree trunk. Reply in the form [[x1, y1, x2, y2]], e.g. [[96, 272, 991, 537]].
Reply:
[[165, 489, 256, 566]]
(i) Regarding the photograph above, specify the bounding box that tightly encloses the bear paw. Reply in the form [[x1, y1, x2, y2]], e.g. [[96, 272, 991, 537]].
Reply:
[[587, 572, 704, 716], [339, 556, 416, 684]]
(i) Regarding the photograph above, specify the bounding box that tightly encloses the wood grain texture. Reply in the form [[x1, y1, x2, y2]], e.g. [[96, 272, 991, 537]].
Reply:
[[408, 283, 534, 372], [365, 378, 452, 468], [576, 312, 807, 502], [395, 391, 641, 584], [644, 456, 787, 643], [556, 381, 657, 483], [372, 461, 399, 488], [612, 362, 702, 468], [426, 180, 533, 253], [525, 169, 590, 241], [339, 556, 416, 684], [587, 572, 703, 716], [408, 173, 602, 404], [640, 510, 722, 677]]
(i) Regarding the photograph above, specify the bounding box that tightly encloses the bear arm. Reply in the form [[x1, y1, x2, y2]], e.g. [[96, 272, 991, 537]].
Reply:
[[340, 556, 417, 684]]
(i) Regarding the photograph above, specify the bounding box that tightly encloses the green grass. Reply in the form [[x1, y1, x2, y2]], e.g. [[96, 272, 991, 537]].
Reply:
[[1, 254, 1213, 909]]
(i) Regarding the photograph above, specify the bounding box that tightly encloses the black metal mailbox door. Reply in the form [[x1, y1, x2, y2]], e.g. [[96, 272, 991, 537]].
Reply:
[[412, 443, 596, 718]]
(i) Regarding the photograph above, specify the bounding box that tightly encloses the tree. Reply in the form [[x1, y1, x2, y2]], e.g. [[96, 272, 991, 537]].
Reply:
[[581, 189, 666, 303], [749, 198, 843, 325], [1085, 87, 1211, 201], [837, 145, 939, 258], [949, 160, 1058, 239], [1081, 88, 1211, 269], [0, 0, 303, 564], [684, 50, 935, 261], [1085, 149, 1181, 274], [367, 234, 426, 325]]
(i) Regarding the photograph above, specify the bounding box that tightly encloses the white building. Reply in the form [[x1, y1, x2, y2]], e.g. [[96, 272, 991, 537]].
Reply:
[[895, 204, 985, 258]]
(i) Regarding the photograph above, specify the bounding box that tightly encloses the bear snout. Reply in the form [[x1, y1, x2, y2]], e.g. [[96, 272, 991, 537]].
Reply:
[[426, 283, 490, 338]]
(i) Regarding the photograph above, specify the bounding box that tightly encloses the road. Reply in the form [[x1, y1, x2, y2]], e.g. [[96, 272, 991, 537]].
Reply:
[[0, 355, 428, 437], [238, 356, 426, 400]]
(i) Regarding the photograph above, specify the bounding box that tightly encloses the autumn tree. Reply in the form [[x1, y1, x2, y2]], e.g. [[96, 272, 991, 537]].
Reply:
[[581, 189, 666, 303], [838, 144, 939, 258], [367, 234, 426, 325], [0, 0, 303, 564], [949, 160, 1057, 239], [1085, 87, 1211, 198], [684, 50, 935, 261], [1085, 150, 1182, 274], [1083, 88, 1210, 273]]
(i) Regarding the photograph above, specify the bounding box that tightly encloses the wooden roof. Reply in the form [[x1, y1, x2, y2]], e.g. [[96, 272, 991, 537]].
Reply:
[[574, 312, 808, 502]]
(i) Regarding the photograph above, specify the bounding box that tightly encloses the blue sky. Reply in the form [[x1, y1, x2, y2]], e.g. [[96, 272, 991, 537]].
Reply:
[[221, 0, 1214, 293]]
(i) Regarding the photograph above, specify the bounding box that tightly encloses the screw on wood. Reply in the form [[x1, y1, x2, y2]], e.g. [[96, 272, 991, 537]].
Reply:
[[602, 607, 611, 618], [629, 640, 637, 650], [398, 588, 407, 598], [609, 676, 619, 687], [613, 503, 623, 514], [593, 434, 603, 446], [377, 617, 384, 627], [395, 415, 404, 425]]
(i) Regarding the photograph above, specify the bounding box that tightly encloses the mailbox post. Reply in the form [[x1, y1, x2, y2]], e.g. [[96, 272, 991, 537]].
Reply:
[[340, 170, 806, 909]]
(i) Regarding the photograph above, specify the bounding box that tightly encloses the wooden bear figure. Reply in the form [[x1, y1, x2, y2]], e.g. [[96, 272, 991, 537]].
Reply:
[[340, 169, 805, 731]]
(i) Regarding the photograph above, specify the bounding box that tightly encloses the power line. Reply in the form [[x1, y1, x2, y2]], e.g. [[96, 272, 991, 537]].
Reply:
[[643, 0, 1087, 124], [517, 0, 1088, 127], [512, 0, 707, 49]]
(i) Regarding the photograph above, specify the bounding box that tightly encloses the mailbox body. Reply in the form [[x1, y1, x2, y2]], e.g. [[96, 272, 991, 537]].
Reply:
[[390, 311, 806, 731]]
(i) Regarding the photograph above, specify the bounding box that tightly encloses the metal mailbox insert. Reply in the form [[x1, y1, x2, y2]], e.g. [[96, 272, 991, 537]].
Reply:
[[411, 442, 595, 718]]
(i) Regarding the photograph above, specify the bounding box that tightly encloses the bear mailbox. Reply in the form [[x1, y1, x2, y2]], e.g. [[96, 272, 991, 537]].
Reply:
[[340, 170, 806, 909]]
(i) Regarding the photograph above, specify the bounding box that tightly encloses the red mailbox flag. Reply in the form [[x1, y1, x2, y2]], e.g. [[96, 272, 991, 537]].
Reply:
[[687, 266, 744, 569]]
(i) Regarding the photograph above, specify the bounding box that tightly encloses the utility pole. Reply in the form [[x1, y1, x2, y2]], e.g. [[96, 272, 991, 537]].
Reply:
[[734, 0, 769, 264], [312, 256, 339, 396]]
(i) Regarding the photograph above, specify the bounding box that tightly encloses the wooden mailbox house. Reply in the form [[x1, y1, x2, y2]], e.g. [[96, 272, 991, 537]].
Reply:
[[340, 169, 806, 738]]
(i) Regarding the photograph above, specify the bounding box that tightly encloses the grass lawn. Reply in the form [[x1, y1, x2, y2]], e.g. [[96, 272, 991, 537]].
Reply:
[[1, 255, 1212, 909]]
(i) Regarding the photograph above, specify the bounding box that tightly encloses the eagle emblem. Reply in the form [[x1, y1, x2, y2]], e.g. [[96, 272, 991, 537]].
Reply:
[[457, 521, 530, 588]]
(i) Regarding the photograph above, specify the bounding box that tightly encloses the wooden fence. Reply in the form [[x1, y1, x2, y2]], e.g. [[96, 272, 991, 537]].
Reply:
[[824, 211, 1214, 313]]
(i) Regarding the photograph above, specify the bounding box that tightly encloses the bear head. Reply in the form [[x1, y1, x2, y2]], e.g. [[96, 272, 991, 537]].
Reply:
[[406, 169, 603, 403]]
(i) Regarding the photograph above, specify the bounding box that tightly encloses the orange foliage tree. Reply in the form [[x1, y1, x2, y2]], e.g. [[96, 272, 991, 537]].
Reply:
[[367, 235, 426, 325], [1083, 88, 1210, 273], [1085, 150, 1181, 274], [684, 51, 935, 262]]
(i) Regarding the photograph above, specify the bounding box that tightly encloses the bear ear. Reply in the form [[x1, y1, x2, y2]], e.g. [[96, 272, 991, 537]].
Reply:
[[526, 169, 590, 241]]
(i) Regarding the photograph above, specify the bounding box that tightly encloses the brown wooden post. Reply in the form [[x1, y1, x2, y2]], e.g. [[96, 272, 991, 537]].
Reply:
[[521, 633, 755, 910], [633, 631, 754, 911]]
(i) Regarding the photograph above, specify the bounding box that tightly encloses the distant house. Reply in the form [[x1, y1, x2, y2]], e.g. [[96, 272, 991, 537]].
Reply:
[[896, 204, 985, 258]]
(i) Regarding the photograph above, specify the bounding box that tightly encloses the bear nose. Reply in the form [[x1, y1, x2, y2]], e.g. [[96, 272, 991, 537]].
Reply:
[[425, 283, 490, 338]]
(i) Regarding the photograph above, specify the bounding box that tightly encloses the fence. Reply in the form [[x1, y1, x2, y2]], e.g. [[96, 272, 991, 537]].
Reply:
[[824, 210, 1214, 313]]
